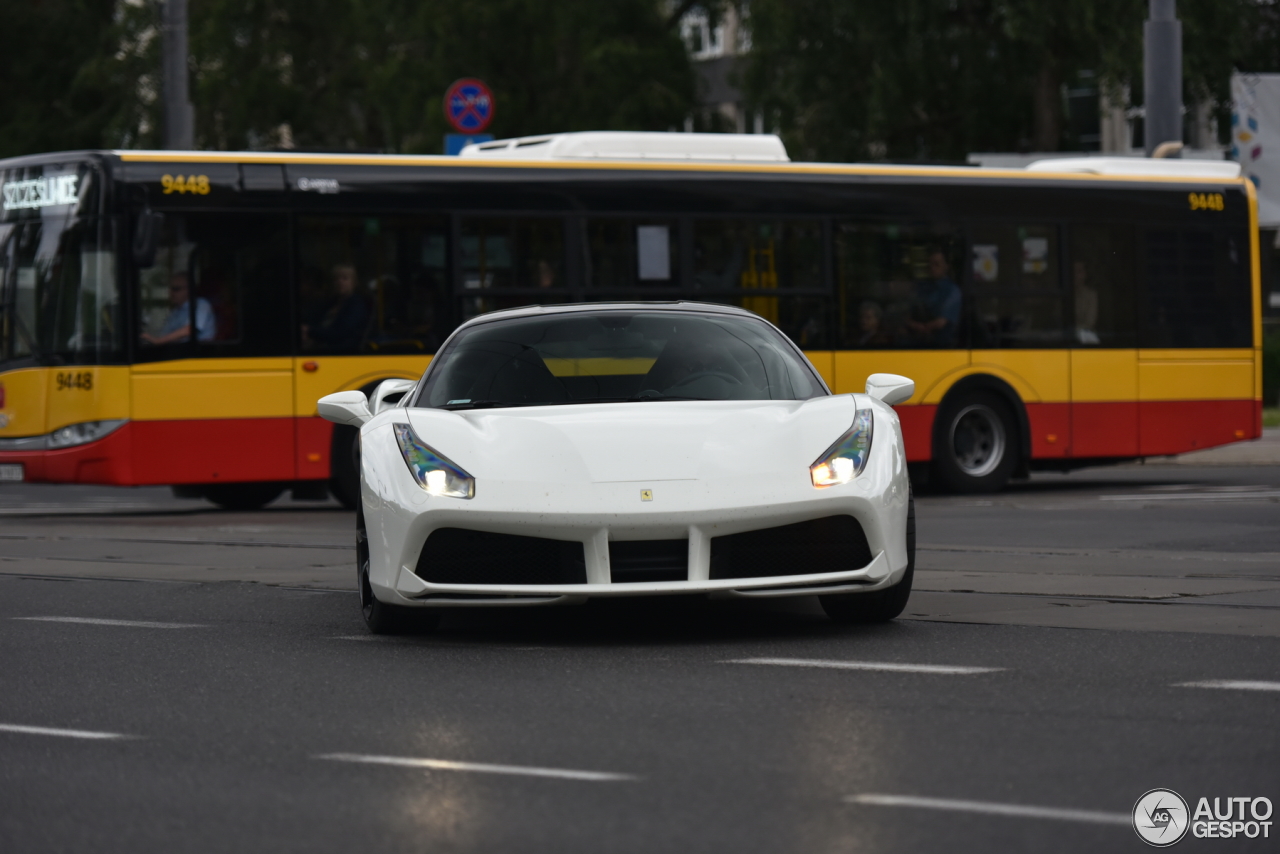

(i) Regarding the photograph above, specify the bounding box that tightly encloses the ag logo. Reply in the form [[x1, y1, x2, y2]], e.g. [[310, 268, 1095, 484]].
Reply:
[[1134, 789, 1190, 846]]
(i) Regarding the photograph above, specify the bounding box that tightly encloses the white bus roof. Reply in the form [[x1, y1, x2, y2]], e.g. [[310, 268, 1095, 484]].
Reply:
[[458, 131, 790, 163], [1024, 156, 1241, 179]]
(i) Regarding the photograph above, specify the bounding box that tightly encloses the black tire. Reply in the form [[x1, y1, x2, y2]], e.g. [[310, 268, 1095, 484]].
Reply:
[[356, 506, 438, 635], [329, 424, 360, 510], [203, 482, 284, 510], [931, 390, 1018, 494], [820, 490, 915, 624]]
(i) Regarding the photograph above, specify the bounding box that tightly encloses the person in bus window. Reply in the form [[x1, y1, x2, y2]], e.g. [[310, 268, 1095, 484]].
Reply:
[[303, 263, 370, 352], [141, 272, 216, 345], [856, 300, 894, 348], [1073, 260, 1100, 344], [906, 248, 960, 347]]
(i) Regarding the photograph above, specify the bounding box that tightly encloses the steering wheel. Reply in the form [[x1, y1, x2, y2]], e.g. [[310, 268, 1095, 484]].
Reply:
[[667, 370, 744, 391]]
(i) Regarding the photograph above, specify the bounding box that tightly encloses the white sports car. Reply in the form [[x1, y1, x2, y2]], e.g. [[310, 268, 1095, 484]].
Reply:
[[319, 302, 915, 633]]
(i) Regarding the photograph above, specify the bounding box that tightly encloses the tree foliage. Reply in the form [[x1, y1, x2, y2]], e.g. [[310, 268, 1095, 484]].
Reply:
[[2, 0, 695, 156], [741, 0, 1280, 163]]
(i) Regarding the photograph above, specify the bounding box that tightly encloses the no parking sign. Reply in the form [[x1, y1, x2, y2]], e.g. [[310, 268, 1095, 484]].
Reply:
[[444, 79, 495, 133]]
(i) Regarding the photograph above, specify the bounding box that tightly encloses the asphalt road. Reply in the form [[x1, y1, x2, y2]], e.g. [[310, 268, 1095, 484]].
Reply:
[[1, 461, 1278, 852]]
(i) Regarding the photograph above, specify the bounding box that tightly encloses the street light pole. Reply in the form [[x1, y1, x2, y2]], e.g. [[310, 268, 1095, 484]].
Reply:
[[1143, 0, 1182, 156], [162, 0, 195, 150]]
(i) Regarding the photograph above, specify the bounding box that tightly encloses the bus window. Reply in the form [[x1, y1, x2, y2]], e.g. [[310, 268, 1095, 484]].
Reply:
[[835, 222, 962, 349], [969, 224, 1068, 348], [135, 214, 289, 360], [6, 216, 121, 364], [584, 219, 679, 290], [1140, 228, 1251, 348], [459, 217, 565, 320], [298, 216, 450, 354], [692, 219, 827, 346], [1069, 224, 1136, 347]]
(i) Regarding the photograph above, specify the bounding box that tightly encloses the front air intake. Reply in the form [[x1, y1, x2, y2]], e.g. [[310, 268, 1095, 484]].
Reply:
[[709, 516, 873, 580], [416, 529, 587, 585]]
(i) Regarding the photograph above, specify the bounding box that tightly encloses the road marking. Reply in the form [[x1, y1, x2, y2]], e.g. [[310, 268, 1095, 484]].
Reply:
[[725, 657, 1002, 675], [13, 616, 206, 629], [315, 753, 636, 782], [0, 723, 130, 740], [846, 794, 1129, 825], [1100, 490, 1280, 502], [1177, 679, 1280, 692]]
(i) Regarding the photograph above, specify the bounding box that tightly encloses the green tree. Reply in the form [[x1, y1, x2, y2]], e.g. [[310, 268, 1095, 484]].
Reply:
[[741, 0, 1280, 163]]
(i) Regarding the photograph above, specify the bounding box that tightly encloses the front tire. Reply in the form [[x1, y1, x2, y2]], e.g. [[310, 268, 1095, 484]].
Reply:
[[931, 391, 1018, 494], [820, 490, 915, 624], [329, 425, 360, 510], [356, 506, 438, 635]]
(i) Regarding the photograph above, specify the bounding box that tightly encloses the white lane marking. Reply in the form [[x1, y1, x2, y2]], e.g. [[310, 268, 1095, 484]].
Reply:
[[847, 794, 1129, 825], [726, 657, 1002, 675], [1101, 490, 1280, 502], [13, 616, 206, 629], [0, 723, 130, 740], [1177, 679, 1280, 692], [315, 753, 636, 782]]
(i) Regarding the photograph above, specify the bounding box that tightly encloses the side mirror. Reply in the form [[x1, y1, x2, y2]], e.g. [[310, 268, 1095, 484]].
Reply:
[[132, 210, 164, 268], [370, 378, 416, 414], [865, 373, 915, 406], [318, 390, 372, 426]]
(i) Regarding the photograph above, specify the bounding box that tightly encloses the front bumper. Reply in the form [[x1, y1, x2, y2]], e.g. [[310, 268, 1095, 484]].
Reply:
[[360, 418, 911, 607]]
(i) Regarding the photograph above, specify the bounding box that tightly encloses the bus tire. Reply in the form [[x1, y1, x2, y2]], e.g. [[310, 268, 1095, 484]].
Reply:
[[330, 424, 360, 510], [932, 391, 1018, 493], [820, 490, 915, 623], [203, 482, 284, 510]]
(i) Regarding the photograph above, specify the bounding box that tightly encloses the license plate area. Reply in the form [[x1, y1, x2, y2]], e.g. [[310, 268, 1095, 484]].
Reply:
[[0, 463, 24, 482]]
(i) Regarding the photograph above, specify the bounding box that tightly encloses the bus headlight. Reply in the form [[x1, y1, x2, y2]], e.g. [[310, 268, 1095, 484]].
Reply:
[[810, 408, 874, 487], [47, 419, 127, 449], [393, 423, 474, 499]]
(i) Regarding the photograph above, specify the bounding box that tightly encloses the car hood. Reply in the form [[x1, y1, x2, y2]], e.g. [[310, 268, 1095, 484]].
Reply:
[[402, 397, 858, 483]]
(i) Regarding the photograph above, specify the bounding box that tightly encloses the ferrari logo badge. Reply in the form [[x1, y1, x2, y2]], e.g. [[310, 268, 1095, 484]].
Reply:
[[640, 489, 653, 501]]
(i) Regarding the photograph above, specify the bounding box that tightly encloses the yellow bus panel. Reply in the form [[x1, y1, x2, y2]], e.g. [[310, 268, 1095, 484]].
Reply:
[[46, 367, 131, 432], [132, 358, 295, 420], [0, 368, 49, 437], [1071, 350, 1139, 402], [831, 350, 971, 402], [292, 355, 431, 417]]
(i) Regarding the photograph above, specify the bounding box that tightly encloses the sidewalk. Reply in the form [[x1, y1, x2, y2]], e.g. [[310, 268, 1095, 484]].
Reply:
[[1146, 427, 1280, 465]]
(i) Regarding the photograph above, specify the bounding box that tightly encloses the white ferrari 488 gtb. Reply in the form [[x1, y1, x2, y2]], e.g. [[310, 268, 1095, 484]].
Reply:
[[318, 302, 915, 633]]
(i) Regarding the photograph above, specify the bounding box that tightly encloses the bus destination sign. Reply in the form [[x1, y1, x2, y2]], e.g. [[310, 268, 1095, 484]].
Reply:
[[2, 174, 78, 211]]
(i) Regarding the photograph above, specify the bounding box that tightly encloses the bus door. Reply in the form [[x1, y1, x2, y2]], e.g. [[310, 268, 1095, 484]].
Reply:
[[292, 215, 449, 492], [1068, 224, 1139, 458], [130, 212, 293, 485]]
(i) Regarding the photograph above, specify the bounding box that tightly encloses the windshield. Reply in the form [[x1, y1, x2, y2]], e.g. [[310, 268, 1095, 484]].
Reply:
[[416, 309, 825, 409]]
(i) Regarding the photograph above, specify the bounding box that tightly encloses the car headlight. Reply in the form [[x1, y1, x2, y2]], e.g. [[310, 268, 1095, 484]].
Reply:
[[393, 423, 474, 499], [810, 407, 874, 487]]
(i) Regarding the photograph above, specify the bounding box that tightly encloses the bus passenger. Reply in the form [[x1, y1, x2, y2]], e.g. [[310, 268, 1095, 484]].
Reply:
[[906, 249, 960, 347], [140, 272, 216, 345], [856, 300, 894, 347], [303, 263, 370, 352]]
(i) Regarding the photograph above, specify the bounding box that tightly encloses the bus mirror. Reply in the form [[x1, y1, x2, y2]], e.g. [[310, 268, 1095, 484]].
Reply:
[[318, 391, 372, 426], [371, 378, 416, 414], [865, 373, 915, 406], [132, 211, 164, 268]]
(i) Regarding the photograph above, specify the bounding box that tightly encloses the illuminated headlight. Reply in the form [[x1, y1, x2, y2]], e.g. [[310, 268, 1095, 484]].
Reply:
[[393, 423, 474, 499], [810, 408, 874, 487], [47, 419, 126, 449]]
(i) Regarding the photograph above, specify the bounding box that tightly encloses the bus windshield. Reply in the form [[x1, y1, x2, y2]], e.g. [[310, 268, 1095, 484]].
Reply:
[[417, 309, 826, 409], [0, 164, 119, 364]]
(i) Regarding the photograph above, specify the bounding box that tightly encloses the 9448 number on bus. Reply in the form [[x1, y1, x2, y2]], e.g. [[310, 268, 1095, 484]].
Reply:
[[56, 371, 93, 391]]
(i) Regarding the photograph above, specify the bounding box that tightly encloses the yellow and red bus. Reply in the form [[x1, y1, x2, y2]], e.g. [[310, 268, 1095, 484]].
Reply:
[[0, 135, 1263, 505]]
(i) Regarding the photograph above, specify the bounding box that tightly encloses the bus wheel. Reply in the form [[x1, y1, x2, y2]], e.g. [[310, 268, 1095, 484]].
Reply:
[[203, 483, 284, 510], [932, 392, 1018, 493], [329, 424, 360, 510]]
